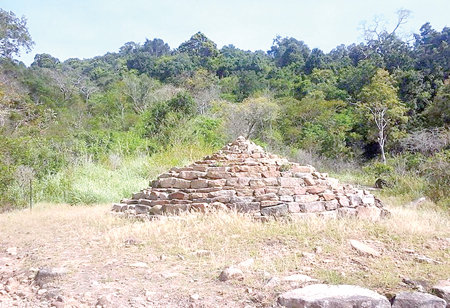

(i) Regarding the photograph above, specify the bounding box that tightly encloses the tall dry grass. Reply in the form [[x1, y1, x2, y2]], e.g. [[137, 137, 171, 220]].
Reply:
[[1, 199, 449, 296]]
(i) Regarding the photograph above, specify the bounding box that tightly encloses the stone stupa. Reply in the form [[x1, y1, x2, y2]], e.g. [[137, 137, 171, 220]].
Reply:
[[111, 137, 388, 220]]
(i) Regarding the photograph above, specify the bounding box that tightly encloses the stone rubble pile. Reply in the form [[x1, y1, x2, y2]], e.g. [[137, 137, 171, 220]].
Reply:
[[112, 137, 388, 219]]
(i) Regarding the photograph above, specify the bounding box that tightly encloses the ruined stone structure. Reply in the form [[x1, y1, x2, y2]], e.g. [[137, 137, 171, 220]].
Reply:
[[112, 137, 388, 220]]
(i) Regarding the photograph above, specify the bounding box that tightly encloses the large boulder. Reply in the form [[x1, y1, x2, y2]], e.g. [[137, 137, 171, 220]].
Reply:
[[278, 284, 390, 308]]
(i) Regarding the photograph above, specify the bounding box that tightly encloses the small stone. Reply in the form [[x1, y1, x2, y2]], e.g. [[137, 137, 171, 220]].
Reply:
[[190, 294, 200, 300], [38, 289, 48, 295], [219, 267, 244, 281], [193, 250, 211, 257], [35, 267, 68, 287], [282, 274, 316, 283], [350, 240, 380, 257], [264, 277, 281, 288], [96, 294, 113, 307], [238, 258, 254, 268], [130, 262, 148, 268], [6, 247, 17, 256]]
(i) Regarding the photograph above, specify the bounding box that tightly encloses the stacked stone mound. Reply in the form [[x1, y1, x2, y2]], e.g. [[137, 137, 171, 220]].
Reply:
[[112, 137, 388, 220]]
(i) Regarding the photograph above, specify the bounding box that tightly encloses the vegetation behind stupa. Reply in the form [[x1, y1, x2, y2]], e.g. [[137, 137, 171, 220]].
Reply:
[[1, 8, 450, 209]]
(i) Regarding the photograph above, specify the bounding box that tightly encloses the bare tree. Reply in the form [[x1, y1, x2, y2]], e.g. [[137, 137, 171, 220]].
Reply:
[[361, 8, 412, 42]]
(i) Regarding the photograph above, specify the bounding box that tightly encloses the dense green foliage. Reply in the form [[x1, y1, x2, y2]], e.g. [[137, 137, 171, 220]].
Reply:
[[2, 9, 450, 209]]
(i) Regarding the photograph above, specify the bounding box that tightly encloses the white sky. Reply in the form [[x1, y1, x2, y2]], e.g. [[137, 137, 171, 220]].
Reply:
[[2, 0, 450, 66]]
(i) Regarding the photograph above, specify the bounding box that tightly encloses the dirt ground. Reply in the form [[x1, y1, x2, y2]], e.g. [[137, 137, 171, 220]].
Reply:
[[1, 203, 450, 307]]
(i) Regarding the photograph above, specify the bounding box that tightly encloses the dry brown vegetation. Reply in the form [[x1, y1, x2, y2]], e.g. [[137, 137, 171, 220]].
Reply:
[[1, 199, 450, 307]]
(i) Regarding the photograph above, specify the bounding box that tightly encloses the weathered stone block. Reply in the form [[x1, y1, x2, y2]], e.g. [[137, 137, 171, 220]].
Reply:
[[322, 193, 336, 201], [249, 179, 266, 188], [307, 186, 327, 194], [149, 204, 162, 215], [362, 195, 375, 205], [138, 199, 153, 206], [345, 194, 361, 207], [192, 164, 208, 172], [171, 200, 191, 205], [260, 200, 281, 207], [265, 188, 278, 194], [168, 191, 189, 200], [288, 202, 301, 213], [231, 196, 254, 203], [208, 179, 227, 187], [162, 204, 190, 214], [356, 206, 381, 220], [338, 207, 357, 218], [262, 177, 279, 186], [158, 177, 175, 188], [278, 177, 303, 187], [304, 177, 316, 186], [280, 195, 294, 202], [206, 171, 231, 179], [256, 193, 278, 202], [299, 201, 326, 213], [325, 200, 339, 211], [226, 177, 250, 187], [294, 172, 313, 179], [212, 196, 231, 203], [229, 202, 260, 213], [278, 187, 295, 196], [294, 195, 320, 203], [261, 204, 288, 216], [178, 171, 205, 180], [191, 179, 208, 189], [151, 200, 170, 206], [159, 173, 174, 178], [191, 203, 209, 212], [262, 171, 280, 178], [111, 203, 127, 212], [172, 178, 191, 189], [135, 204, 150, 214], [208, 190, 236, 198], [235, 188, 254, 196], [338, 196, 350, 207], [132, 192, 149, 199], [189, 192, 208, 200]]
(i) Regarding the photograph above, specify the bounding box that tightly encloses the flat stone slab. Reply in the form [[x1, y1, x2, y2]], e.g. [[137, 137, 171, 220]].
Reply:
[[278, 284, 390, 308], [432, 280, 450, 304], [392, 291, 446, 308], [350, 239, 381, 257]]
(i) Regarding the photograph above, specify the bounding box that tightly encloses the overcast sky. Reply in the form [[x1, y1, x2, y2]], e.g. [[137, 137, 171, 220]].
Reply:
[[2, 0, 450, 66]]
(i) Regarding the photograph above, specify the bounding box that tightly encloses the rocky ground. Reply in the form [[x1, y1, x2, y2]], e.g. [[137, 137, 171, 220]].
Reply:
[[1, 203, 450, 307]]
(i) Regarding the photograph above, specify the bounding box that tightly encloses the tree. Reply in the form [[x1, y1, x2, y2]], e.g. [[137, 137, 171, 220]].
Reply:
[[224, 94, 279, 139], [31, 53, 60, 69], [122, 73, 161, 113], [424, 81, 450, 126], [142, 38, 171, 56], [0, 9, 34, 59], [357, 69, 408, 163], [268, 36, 310, 69], [178, 32, 220, 69]]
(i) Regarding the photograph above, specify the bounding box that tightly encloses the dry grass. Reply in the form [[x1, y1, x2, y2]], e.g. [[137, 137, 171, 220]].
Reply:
[[1, 200, 450, 307]]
